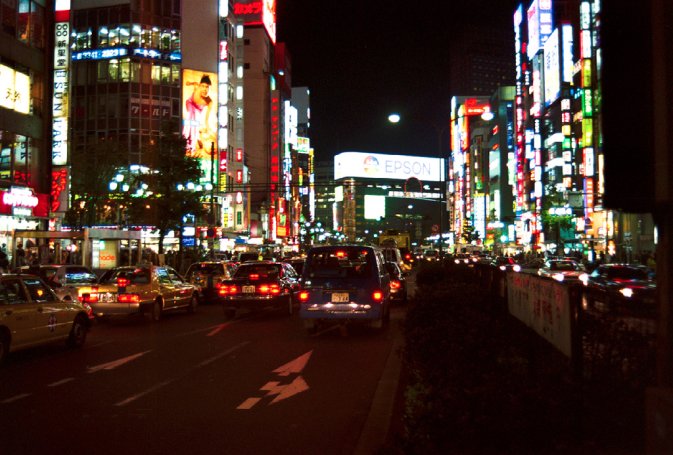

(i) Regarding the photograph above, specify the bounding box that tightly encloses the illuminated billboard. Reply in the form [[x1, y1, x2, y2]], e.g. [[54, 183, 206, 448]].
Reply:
[[0, 65, 30, 114], [527, 0, 554, 59], [543, 28, 560, 106], [334, 152, 444, 182], [182, 69, 218, 183], [364, 195, 386, 220], [233, 0, 276, 43]]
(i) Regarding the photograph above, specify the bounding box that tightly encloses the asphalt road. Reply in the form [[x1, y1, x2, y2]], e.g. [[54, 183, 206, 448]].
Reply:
[[0, 300, 406, 454]]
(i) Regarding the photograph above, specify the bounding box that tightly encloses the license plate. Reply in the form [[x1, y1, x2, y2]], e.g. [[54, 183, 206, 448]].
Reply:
[[100, 292, 115, 302], [242, 285, 256, 294], [331, 293, 349, 303]]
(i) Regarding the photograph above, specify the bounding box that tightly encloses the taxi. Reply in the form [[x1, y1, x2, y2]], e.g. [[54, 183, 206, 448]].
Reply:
[[84, 265, 199, 321], [0, 274, 91, 364]]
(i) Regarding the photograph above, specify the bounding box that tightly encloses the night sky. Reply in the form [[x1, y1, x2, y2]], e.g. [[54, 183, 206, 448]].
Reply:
[[276, 1, 520, 162]]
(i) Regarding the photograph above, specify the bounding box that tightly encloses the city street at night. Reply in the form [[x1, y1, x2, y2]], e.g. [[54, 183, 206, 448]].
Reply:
[[0, 304, 406, 454]]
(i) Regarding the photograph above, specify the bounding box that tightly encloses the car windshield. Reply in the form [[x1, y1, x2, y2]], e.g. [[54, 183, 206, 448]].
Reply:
[[234, 264, 281, 280], [305, 248, 373, 279], [63, 267, 98, 284], [99, 267, 151, 285], [606, 267, 650, 281]]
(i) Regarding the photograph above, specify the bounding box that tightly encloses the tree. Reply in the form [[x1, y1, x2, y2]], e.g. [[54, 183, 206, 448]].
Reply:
[[134, 121, 207, 254], [64, 138, 128, 228], [541, 186, 574, 253]]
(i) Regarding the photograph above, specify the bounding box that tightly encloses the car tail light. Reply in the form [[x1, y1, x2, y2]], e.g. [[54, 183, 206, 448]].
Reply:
[[258, 284, 281, 295], [80, 292, 99, 303], [117, 277, 130, 288], [390, 280, 401, 290], [118, 293, 140, 303], [372, 290, 384, 302], [298, 290, 309, 302], [218, 285, 239, 296], [249, 274, 259, 280], [335, 251, 346, 258]]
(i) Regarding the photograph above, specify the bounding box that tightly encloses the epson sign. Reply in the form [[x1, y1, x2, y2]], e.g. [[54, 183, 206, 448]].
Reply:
[[334, 151, 444, 182]]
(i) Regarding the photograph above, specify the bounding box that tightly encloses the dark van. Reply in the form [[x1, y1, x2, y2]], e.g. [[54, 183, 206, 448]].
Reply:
[[298, 245, 391, 332]]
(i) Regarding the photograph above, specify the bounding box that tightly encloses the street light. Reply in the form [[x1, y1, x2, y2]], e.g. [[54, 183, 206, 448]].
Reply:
[[388, 113, 448, 260]]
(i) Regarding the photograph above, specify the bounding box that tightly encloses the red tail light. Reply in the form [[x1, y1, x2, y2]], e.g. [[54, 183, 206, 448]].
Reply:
[[390, 280, 401, 290], [218, 285, 239, 296], [298, 290, 309, 301], [372, 290, 384, 302], [118, 293, 140, 303], [249, 274, 259, 280], [335, 251, 346, 258], [80, 292, 99, 303], [117, 277, 130, 288], [258, 284, 281, 295]]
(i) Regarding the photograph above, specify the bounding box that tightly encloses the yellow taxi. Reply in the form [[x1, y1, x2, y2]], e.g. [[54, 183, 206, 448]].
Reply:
[[84, 265, 199, 321], [0, 274, 91, 364]]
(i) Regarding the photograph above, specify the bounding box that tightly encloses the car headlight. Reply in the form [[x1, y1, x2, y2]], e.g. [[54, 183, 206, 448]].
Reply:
[[579, 273, 589, 286], [552, 272, 564, 282], [499, 265, 506, 271], [513, 264, 521, 272], [619, 288, 634, 298]]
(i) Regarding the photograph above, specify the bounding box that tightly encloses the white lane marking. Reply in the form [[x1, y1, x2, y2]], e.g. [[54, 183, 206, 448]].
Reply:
[[207, 323, 229, 336], [48, 378, 75, 387], [237, 397, 261, 410], [114, 380, 173, 407], [115, 342, 249, 407], [87, 350, 152, 374], [273, 350, 313, 376], [197, 341, 250, 367], [1, 393, 31, 404]]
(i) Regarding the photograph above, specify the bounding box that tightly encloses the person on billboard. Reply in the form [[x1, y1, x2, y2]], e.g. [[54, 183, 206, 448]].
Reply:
[[183, 74, 215, 158]]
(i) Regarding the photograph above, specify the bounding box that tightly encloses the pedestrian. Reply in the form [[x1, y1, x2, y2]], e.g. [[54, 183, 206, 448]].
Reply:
[[0, 245, 8, 273], [15, 243, 26, 267]]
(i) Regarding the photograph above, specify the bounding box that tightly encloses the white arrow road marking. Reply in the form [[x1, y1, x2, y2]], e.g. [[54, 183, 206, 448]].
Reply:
[[265, 376, 310, 404], [1, 393, 31, 404], [273, 350, 313, 376], [237, 397, 262, 410], [237, 351, 313, 409], [87, 350, 152, 374]]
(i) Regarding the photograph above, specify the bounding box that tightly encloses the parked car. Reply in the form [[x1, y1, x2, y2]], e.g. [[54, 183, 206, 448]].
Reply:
[[0, 274, 91, 364], [298, 245, 391, 332], [184, 261, 235, 304], [537, 259, 585, 282], [84, 265, 199, 321], [385, 261, 408, 304], [218, 261, 300, 319], [581, 263, 657, 312]]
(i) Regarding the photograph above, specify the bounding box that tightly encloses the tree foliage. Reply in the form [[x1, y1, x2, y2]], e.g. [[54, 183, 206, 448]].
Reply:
[[133, 121, 207, 254], [64, 138, 128, 228]]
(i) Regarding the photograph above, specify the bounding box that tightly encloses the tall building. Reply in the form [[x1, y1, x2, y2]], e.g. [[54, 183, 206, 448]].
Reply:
[[449, 23, 515, 96], [0, 0, 52, 249]]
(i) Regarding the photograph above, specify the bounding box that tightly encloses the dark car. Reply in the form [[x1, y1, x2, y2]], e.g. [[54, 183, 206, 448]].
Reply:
[[185, 261, 235, 304], [581, 263, 657, 312], [385, 261, 408, 304], [283, 257, 306, 276], [298, 245, 392, 332], [218, 261, 300, 319]]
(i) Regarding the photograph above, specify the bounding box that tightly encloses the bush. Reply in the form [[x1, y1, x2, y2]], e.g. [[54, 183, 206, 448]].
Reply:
[[398, 266, 601, 454]]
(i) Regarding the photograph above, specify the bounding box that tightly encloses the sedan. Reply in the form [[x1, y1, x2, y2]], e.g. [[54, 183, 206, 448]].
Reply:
[[537, 259, 585, 282], [581, 263, 657, 312], [84, 265, 199, 321], [0, 274, 91, 364], [218, 261, 300, 319], [491, 256, 520, 272], [184, 261, 236, 304]]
